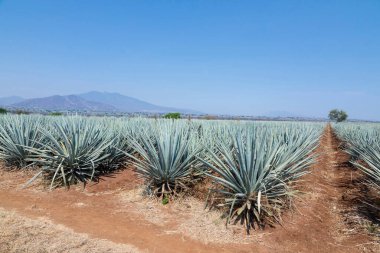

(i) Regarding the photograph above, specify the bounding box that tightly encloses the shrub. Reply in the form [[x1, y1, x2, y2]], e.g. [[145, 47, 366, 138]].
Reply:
[[164, 112, 181, 119], [0, 108, 7, 114]]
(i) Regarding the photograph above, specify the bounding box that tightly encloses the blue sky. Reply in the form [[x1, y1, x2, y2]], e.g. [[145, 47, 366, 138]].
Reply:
[[0, 0, 379, 120]]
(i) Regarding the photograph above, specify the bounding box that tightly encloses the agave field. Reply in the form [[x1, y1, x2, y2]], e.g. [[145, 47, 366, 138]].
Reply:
[[335, 123, 380, 194], [2, 114, 380, 252], [0, 114, 329, 233]]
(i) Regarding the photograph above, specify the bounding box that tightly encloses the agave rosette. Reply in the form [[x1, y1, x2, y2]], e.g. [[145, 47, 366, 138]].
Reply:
[[200, 126, 320, 233], [0, 115, 44, 167], [26, 117, 114, 189], [125, 121, 202, 197]]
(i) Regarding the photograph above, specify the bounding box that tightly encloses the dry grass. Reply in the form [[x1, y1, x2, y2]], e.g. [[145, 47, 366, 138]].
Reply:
[[117, 187, 264, 245], [0, 208, 140, 253]]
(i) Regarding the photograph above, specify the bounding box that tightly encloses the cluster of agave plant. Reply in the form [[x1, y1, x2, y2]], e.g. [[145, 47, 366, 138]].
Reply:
[[335, 123, 380, 193], [0, 114, 323, 233]]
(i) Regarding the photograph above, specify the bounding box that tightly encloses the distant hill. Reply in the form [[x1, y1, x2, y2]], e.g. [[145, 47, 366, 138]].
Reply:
[[5, 92, 200, 114], [12, 95, 117, 112], [78, 91, 200, 114], [0, 96, 25, 106]]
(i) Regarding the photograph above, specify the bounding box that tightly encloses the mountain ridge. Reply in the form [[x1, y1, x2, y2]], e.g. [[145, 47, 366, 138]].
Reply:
[[78, 91, 199, 114], [1, 91, 200, 114], [12, 95, 117, 112]]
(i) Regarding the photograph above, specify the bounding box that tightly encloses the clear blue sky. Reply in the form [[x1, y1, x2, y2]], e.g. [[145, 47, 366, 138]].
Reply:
[[0, 0, 379, 120]]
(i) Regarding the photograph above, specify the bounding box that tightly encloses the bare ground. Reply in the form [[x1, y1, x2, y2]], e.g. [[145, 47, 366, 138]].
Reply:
[[0, 208, 139, 253], [0, 125, 379, 253]]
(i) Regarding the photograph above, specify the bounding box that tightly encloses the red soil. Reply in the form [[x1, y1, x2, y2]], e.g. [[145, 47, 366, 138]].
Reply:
[[0, 125, 378, 252]]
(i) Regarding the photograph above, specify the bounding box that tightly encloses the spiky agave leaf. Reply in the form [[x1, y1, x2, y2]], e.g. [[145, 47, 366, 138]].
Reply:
[[334, 123, 380, 192], [334, 123, 380, 162], [98, 119, 131, 172], [0, 115, 44, 167], [100, 133, 129, 171], [351, 144, 380, 192], [200, 128, 319, 233], [333, 123, 380, 215], [124, 121, 201, 197], [26, 117, 114, 189]]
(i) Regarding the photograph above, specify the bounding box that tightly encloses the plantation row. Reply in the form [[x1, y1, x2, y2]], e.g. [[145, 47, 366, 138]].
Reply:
[[0, 115, 324, 232], [334, 123, 380, 193]]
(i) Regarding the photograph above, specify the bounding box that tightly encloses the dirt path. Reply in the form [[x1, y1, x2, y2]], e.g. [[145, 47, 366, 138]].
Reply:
[[0, 125, 378, 253], [266, 124, 376, 253]]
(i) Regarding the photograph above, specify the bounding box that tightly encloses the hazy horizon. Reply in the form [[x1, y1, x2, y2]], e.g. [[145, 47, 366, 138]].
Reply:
[[1, 1, 379, 120]]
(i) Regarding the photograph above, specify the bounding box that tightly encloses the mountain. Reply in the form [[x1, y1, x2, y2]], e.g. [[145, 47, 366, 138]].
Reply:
[[78, 91, 199, 114], [12, 95, 117, 112], [0, 96, 26, 106], [7, 92, 200, 114]]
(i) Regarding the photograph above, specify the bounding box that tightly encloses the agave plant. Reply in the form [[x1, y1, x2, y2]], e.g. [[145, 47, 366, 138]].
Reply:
[[351, 147, 380, 192], [334, 123, 380, 192], [200, 128, 319, 233], [125, 122, 201, 197], [99, 134, 129, 171], [0, 115, 43, 167], [26, 117, 114, 189], [98, 120, 131, 172]]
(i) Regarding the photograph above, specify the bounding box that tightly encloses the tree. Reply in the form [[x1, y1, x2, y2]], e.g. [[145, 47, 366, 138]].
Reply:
[[0, 108, 7, 114], [328, 109, 348, 122], [163, 112, 181, 119]]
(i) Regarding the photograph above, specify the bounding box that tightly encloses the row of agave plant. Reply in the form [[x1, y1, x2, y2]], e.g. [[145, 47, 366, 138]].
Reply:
[[0, 115, 323, 233], [334, 123, 380, 194]]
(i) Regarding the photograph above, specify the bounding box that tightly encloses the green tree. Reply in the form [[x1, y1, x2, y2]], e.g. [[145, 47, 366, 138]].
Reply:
[[0, 108, 7, 114], [164, 112, 181, 119], [329, 109, 348, 122]]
